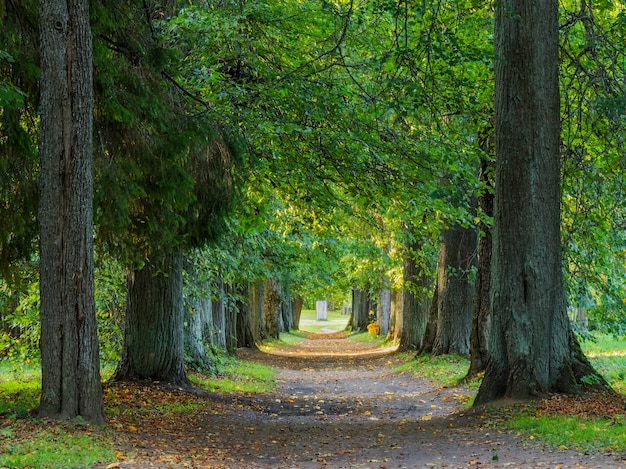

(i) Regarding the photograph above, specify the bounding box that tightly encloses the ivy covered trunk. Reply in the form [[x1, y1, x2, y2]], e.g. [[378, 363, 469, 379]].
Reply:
[[113, 251, 190, 387], [474, 0, 606, 403], [38, 0, 104, 425]]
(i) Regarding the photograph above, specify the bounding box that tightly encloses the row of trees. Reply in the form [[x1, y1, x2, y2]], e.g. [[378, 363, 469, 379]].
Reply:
[[1, 0, 624, 424]]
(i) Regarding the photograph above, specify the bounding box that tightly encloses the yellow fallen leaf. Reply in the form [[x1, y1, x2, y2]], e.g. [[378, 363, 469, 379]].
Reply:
[[128, 425, 138, 432]]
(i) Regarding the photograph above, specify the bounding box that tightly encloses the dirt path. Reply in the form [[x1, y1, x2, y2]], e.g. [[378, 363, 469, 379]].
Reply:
[[111, 333, 625, 468]]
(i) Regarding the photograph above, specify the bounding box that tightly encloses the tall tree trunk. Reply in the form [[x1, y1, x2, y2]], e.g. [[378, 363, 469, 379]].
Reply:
[[184, 279, 213, 371], [475, 0, 606, 404], [292, 296, 304, 330], [225, 283, 238, 354], [418, 275, 439, 355], [431, 222, 478, 356], [211, 279, 227, 351], [113, 252, 190, 387], [468, 149, 494, 377], [280, 283, 294, 332], [249, 280, 268, 343], [399, 233, 433, 352], [38, 0, 104, 425], [236, 284, 257, 349], [349, 288, 370, 332], [387, 290, 403, 342], [263, 278, 281, 339]]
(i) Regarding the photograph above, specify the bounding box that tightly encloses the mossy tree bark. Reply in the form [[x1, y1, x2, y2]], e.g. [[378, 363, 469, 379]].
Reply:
[[113, 251, 190, 387], [474, 0, 607, 404]]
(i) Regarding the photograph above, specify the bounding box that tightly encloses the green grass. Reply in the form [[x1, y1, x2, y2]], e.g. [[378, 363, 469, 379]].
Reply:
[[298, 308, 349, 333], [349, 331, 389, 345], [581, 334, 626, 393], [507, 413, 626, 453], [190, 357, 276, 394], [0, 424, 114, 469], [394, 353, 476, 388]]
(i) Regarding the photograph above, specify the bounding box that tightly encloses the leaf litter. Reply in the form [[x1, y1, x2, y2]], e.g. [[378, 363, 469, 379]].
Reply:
[[15, 333, 626, 468]]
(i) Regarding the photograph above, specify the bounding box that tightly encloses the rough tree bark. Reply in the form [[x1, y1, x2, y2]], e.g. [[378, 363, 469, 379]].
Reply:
[[348, 288, 370, 332], [474, 0, 607, 403], [38, 0, 105, 425], [422, 222, 477, 356], [113, 252, 190, 387], [292, 296, 304, 330], [398, 233, 433, 352], [236, 284, 257, 349], [263, 278, 281, 339]]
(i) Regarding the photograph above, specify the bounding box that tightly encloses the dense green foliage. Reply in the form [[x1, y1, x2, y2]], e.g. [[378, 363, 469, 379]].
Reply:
[[0, 0, 625, 365]]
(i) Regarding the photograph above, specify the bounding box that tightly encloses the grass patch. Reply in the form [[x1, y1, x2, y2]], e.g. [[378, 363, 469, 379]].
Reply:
[[349, 331, 389, 346], [394, 353, 474, 388], [507, 413, 626, 453], [581, 334, 626, 393], [298, 308, 349, 333], [190, 357, 276, 394], [0, 421, 114, 469]]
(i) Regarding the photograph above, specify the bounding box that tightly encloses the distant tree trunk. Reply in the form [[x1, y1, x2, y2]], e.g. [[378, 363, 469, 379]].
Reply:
[[377, 288, 391, 336], [280, 283, 294, 332], [293, 296, 304, 330], [184, 274, 214, 372], [236, 284, 256, 349], [418, 278, 439, 355], [475, 0, 607, 404], [399, 233, 433, 352], [225, 283, 238, 354], [432, 222, 477, 356], [113, 251, 190, 387], [263, 278, 281, 339], [387, 291, 403, 342], [349, 288, 370, 332], [38, 0, 105, 425], [468, 148, 494, 378], [211, 279, 227, 351], [249, 280, 267, 343]]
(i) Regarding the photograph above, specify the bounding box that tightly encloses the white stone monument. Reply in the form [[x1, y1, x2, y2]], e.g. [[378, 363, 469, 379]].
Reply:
[[316, 300, 327, 321]]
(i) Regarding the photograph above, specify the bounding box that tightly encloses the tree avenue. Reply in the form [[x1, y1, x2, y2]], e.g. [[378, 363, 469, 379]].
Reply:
[[2, 0, 626, 431]]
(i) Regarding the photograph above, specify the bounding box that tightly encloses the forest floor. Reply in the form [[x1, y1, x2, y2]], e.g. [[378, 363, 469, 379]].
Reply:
[[104, 332, 626, 468]]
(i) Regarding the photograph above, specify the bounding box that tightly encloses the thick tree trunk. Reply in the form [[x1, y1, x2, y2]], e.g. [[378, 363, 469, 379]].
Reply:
[[236, 284, 257, 349], [292, 296, 304, 330], [211, 281, 227, 351], [280, 283, 294, 332], [418, 277, 439, 355], [225, 283, 238, 354], [431, 222, 478, 356], [38, 0, 104, 425], [399, 236, 433, 352], [349, 288, 370, 332], [184, 278, 214, 372], [468, 152, 494, 377], [387, 291, 403, 342], [475, 0, 607, 404], [249, 280, 268, 343], [113, 252, 190, 387], [263, 278, 281, 339]]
